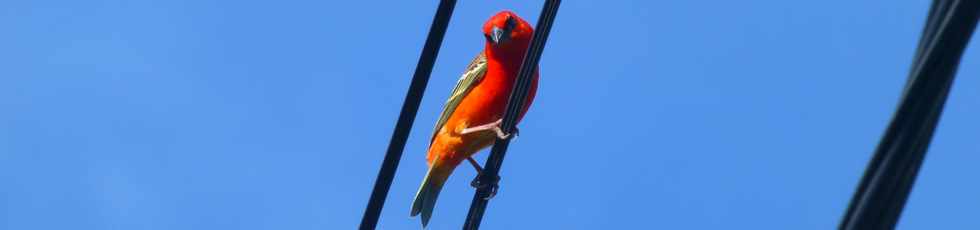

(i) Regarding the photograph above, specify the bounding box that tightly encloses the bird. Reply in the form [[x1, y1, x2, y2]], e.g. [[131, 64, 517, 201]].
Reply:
[[410, 10, 539, 228]]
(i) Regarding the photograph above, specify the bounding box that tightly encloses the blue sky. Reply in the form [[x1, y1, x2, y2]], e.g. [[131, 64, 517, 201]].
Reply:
[[2, 0, 978, 229]]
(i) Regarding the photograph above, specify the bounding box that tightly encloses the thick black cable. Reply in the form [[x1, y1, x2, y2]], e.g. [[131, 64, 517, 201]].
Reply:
[[905, 0, 948, 88], [840, 1, 979, 229], [359, 1, 456, 229], [462, 1, 561, 229], [843, 1, 950, 221]]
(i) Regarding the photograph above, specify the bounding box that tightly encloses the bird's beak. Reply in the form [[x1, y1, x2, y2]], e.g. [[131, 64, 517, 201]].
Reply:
[[490, 26, 508, 45]]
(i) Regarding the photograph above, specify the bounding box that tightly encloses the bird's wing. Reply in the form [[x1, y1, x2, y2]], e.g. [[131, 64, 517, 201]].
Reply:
[[430, 51, 488, 144]]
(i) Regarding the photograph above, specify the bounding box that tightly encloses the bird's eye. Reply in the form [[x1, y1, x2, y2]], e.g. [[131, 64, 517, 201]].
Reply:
[[505, 17, 517, 31]]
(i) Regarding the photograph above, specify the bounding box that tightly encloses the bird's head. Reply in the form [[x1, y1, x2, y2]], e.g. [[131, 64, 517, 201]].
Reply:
[[482, 11, 533, 54]]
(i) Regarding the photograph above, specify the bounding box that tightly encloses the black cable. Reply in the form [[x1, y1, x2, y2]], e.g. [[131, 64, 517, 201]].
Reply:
[[359, 1, 457, 229], [462, 1, 562, 229], [840, 1, 979, 229]]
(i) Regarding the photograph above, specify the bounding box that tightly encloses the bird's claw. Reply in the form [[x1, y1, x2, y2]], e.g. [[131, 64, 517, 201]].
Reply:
[[494, 126, 519, 140], [461, 119, 520, 140], [495, 130, 511, 140], [471, 174, 500, 200]]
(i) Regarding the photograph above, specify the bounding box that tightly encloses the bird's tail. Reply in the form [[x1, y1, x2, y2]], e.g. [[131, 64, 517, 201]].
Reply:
[[410, 163, 453, 228]]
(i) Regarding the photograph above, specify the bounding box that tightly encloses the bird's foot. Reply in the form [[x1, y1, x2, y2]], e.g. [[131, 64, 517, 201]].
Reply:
[[460, 119, 515, 140], [470, 173, 500, 200]]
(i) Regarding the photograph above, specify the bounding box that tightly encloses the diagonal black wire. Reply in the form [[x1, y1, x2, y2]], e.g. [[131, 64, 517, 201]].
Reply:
[[358, 1, 457, 229], [840, 0, 980, 229], [462, 1, 561, 229]]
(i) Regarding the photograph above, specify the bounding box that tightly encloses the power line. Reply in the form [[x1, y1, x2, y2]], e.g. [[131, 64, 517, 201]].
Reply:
[[358, 1, 457, 229], [840, 0, 979, 229], [462, 1, 562, 229]]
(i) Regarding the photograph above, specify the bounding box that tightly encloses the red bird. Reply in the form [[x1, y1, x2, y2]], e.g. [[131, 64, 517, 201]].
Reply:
[[410, 11, 539, 227]]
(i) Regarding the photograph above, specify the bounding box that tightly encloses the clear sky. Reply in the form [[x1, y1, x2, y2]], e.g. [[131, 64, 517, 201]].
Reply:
[[2, 0, 978, 229]]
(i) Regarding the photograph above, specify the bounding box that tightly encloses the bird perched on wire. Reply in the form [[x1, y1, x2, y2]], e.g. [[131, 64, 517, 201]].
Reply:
[[410, 10, 539, 228]]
